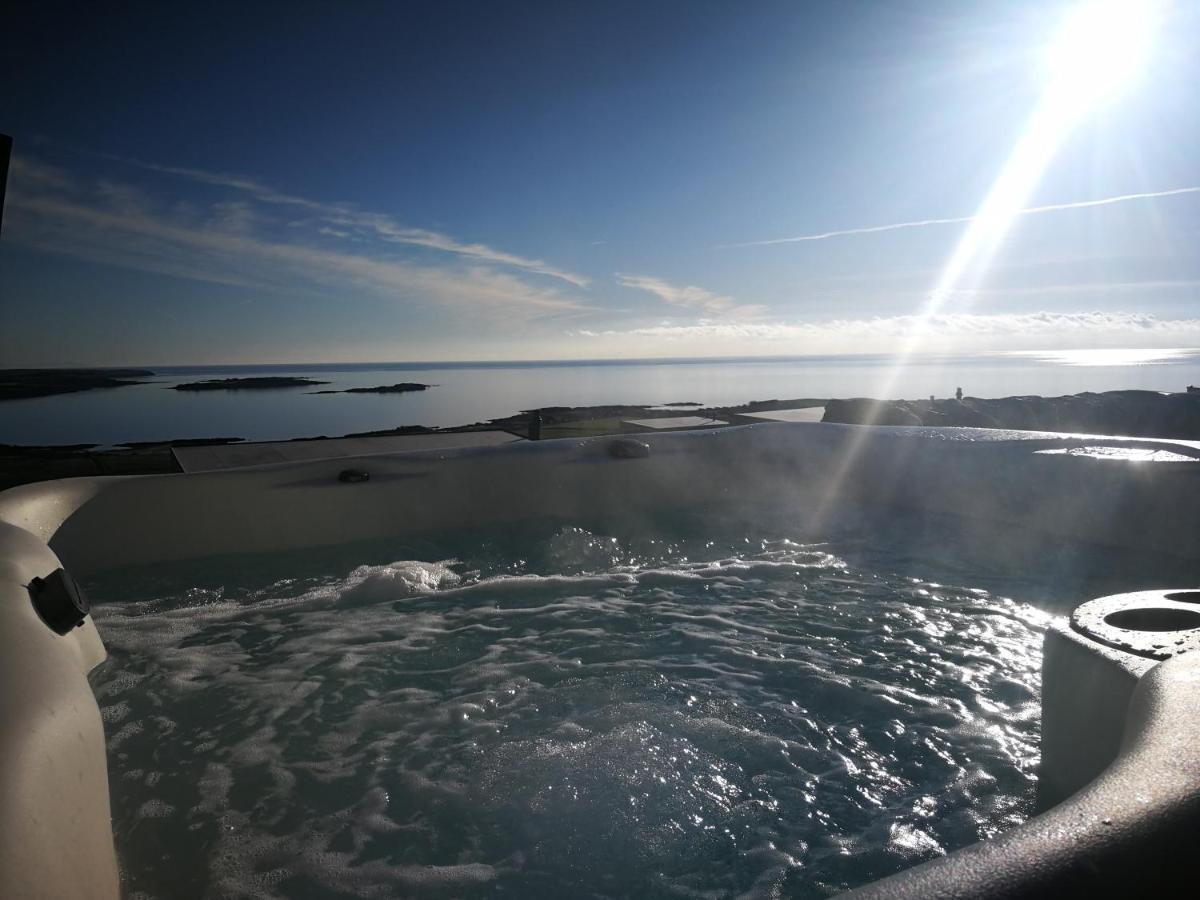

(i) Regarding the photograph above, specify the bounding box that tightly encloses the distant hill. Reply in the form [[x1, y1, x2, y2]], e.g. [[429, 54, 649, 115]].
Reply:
[[823, 390, 1200, 440]]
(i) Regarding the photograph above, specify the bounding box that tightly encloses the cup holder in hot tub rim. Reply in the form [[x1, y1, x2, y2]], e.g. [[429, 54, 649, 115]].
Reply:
[[1071, 589, 1200, 660], [1103, 606, 1200, 632], [1164, 590, 1200, 604]]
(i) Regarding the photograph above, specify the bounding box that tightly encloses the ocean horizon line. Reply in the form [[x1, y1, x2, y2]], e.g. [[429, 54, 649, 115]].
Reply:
[[19, 347, 1200, 374]]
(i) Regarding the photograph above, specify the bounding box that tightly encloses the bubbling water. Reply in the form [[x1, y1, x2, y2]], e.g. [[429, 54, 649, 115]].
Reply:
[[89, 525, 1049, 899]]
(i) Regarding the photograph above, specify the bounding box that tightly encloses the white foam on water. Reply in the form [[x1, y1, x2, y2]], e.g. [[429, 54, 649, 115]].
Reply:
[[338, 560, 462, 604], [90, 528, 1050, 898]]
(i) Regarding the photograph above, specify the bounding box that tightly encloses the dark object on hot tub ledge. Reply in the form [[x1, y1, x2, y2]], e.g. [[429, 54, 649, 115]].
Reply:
[[608, 438, 650, 459], [28, 568, 90, 635], [338, 469, 370, 483], [837, 650, 1200, 899]]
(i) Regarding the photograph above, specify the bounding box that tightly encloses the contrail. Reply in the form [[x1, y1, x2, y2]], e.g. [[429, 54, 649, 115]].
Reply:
[[724, 186, 1200, 248]]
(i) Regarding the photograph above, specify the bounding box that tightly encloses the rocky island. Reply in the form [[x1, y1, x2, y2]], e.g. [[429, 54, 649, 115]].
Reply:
[[310, 383, 431, 394], [173, 376, 330, 391], [1, 368, 155, 400]]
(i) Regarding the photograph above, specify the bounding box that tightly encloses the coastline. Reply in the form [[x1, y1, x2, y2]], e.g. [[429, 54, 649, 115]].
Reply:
[[0, 398, 827, 490], [6, 353, 1200, 448], [4, 389, 1200, 490]]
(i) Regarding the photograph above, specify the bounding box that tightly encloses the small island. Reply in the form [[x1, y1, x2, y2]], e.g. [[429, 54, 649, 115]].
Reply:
[[173, 377, 330, 391], [310, 383, 431, 394]]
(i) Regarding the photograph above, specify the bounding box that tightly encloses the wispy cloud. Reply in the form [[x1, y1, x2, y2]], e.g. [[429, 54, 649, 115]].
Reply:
[[350, 216, 590, 287], [726, 187, 1200, 248], [615, 273, 767, 318], [8, 155, 76, 192], [101, 153, 589, 287], [6, 155, 590, 320]]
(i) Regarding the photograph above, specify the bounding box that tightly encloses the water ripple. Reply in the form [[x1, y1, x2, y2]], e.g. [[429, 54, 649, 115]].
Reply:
[[90, 525, 1050, 899]]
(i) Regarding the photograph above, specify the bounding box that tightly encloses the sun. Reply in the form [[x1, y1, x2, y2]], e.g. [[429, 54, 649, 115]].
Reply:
[[919, 0, 1168, 331], [818, 0, 1169, 515], [1040, 0, 1165, 111]]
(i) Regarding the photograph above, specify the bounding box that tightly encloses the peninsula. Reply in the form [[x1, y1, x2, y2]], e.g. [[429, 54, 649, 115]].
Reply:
[[1, 368, 154, 401]]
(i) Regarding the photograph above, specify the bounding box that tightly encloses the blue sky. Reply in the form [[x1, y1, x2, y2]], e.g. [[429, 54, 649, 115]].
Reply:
[[2, 0, 1198, 366]]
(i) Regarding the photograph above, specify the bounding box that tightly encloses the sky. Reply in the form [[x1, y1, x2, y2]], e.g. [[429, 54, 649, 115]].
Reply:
[[2, 0, 1199, 366]]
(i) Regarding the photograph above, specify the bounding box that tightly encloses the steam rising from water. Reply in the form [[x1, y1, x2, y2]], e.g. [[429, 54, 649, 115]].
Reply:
[[89, 526, 1048, 898]]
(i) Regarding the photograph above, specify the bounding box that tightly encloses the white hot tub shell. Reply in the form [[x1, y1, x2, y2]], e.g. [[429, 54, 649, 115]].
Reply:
[[2, 421, 1199, 899]]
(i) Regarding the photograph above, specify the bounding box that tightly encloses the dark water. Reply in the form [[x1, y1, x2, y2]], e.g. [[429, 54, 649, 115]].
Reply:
[[7, 349, 1200, 445], [88, 519, 1053, 899]]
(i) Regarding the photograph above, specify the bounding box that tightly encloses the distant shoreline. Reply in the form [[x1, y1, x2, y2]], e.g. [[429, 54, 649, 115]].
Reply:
[[0, 398, 825, 489], [1, 370, 440, 400], [16, 348, 1200, 375]]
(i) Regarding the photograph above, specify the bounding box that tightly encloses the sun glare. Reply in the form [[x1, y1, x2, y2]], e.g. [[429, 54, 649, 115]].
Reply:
[[1013, 347, 1193, 367], [811, 0, 1169, 530], [896, 0, 1167, 374], [1040, 0, 1164, 109]]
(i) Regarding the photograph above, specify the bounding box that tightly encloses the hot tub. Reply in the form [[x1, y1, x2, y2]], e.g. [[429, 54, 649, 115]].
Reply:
[[2, 422, 1199, 898]]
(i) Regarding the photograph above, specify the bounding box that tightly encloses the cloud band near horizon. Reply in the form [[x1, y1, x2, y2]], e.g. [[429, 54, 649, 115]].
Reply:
[[573, 310, 1200, 357]]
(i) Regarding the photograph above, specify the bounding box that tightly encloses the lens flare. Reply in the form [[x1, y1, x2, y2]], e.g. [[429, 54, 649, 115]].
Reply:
[[811, 0, 1167, 528], [915, 0, 1167, 366]]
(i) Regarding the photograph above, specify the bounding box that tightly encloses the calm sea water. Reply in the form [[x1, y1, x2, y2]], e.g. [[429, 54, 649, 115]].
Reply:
[[88, 517, 1051, 899], [6, 350, 1200, 446]]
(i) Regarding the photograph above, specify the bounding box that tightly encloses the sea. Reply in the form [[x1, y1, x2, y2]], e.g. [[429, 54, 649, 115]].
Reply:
[[5, 349, 1200, 447]]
